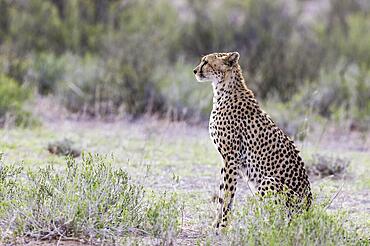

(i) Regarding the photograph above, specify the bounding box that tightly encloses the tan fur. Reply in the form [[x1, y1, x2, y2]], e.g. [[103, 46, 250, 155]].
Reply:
[[194, 52, 312, 229]]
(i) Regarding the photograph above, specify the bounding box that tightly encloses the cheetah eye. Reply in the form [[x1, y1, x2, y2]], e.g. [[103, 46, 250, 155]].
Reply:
[[203, 60, 208, 65]]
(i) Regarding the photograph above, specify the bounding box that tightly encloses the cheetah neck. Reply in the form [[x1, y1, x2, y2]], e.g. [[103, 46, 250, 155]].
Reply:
[[212, 65, 254, 104]]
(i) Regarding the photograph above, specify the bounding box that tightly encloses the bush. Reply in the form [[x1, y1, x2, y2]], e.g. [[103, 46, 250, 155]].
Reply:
[[0, 74, 33, 127], [316, 1, 370, 70], [144, 192, 183, 240], [265, 61, 370, 136], [179, 0, 323, 100], [47, 138, 81, 158], [31, 53, 66, 94], [155, 60, 213, 121], [55, 54, 109, 115], [307, 154, 350, 179], [0, 52, 33, 84], [0, 153, 183, 244], [261, 99, 317, 141], [7, 0, 64, 54], [29, 0, 182, 117], [204, 194, 366, 245], [101, 0, 180, 116], [288, 63, 370, 130], [1, 0, 369, 121]]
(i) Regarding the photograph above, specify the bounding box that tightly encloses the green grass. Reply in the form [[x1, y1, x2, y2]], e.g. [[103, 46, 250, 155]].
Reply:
[[0, 120, 369, 244]]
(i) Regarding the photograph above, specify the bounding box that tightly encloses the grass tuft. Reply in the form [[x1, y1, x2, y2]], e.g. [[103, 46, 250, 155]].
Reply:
[[0, 153, 183, 244], [204, 194, 367, 245]]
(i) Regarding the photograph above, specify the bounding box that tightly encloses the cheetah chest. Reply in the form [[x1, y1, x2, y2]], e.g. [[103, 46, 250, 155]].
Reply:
[[208, 109, 237, 156]]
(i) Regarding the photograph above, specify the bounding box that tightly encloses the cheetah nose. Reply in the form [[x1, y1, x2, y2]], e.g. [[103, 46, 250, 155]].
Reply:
[[193, 69, 197, 74]]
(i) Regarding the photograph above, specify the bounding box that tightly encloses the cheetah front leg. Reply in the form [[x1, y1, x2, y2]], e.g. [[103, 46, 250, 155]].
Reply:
[[214, 160, 239, 230]]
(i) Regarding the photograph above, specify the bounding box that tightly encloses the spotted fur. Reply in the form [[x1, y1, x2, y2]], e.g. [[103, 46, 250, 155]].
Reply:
[[193, 52, 312, 229]]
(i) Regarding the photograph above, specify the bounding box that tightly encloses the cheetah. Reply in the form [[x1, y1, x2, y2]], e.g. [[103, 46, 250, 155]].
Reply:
[[193, 52, 312, 229]]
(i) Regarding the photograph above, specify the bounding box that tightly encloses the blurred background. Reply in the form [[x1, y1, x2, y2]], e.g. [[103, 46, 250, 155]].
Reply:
[[1, 0, 370, 136]]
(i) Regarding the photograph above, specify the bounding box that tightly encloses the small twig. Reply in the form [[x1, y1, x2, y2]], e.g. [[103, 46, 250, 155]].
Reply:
[[40, 231, 58, 240], [127, 227, 150, 236], [51, 220, 66, 238], [57, 235, 62, 246], [325, 182, 344, 210]]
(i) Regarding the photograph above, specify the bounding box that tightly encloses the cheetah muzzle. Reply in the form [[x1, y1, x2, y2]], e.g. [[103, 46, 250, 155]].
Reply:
[[194, 52, 312, 230]]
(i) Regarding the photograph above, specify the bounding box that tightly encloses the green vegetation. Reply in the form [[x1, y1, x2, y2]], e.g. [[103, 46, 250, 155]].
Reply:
[[0, 153, 182, 244], [0, 0, 369, 128], [0, 75, 33, 127], [1, 122, 369, 244], [205, 195, 365, 245]]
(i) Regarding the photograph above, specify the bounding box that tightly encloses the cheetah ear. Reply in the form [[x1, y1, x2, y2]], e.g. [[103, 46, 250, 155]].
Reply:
[[225, 52, 240, 67]]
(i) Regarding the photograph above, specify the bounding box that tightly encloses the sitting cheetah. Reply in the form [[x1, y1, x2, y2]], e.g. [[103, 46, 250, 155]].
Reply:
[[193, 52, 312, 229]]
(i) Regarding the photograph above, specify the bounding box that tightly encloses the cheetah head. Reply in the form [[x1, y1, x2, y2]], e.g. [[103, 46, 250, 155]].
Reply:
[[193, 52, 240, 82]]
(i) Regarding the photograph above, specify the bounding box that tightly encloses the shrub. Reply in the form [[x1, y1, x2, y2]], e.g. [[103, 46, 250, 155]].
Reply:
[[204, 194, 365, 245], [101, 0, 180, 116], [307, 154, 350, 179], [0, 153, 182, 244], [155, 60, 213, 121], [289, 63, 370, 130], [1, 0, 369, 121], [0, 52, 33, 84], [0, 74, 33, 127], [144, 192, 183, 239], [262, 100, 310, 140], [47, 138, 81, 158], [42, 0, 182, 117], [55, 54, 109, 115], [179, 0, 323, 100], [0, 155, 23, 218], [316, 1, 370, 70], [31, 53, 66, 94], [7, 0, 64, 53]]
